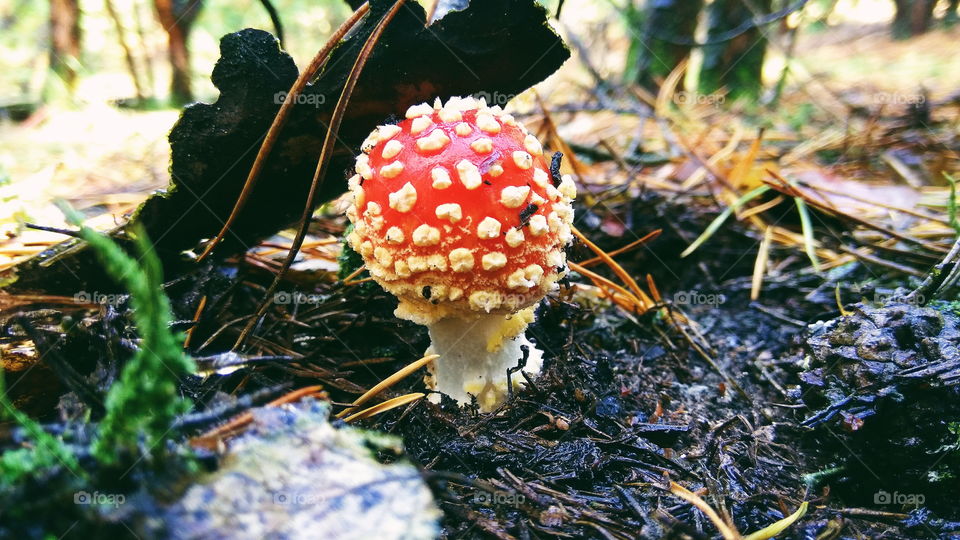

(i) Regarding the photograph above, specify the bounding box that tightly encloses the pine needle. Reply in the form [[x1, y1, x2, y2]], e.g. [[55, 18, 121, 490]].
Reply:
[[335, 354, 439, 419], [572, 226, 654, 306], [198, 2, 372, 260], [344, 393, 425, 423], [578, 229, 662, 268], [681, 185, 771, 258], [751, 227, 773, 300], [340, 265, 367, 285], [669, 481, 808, 540], [235, 0, 407, 349], [742, 502, 809, 540], [795, 197, 822, 272], [669, 482, 739, 540], [193, 385, 326, 447]]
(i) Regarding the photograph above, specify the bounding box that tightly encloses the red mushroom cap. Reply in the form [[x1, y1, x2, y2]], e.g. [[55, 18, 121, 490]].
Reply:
[[346, 97, 576, 323]]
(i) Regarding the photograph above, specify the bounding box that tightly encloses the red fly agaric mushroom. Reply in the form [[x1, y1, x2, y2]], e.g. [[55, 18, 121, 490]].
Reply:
[[345, 96, 576, 410]]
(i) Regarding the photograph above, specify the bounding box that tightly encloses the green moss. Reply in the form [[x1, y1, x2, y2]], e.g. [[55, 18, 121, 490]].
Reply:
[[56, 205, 196, 465], [928, 422, 960, 482], [929, 300, 960, 318], [0, 371, 82, 487], [337, 223, 363, 280], [337, 224, 378, 294], [0, 206, 200, 532], [48, 203, 194, 467]]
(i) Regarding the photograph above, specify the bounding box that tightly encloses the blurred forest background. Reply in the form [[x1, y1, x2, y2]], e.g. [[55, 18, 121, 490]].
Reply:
[[0, 0, 958, 266]]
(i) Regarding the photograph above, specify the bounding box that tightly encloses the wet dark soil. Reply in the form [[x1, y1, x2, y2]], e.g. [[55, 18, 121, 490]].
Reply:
[[2, 190, 958, 539]]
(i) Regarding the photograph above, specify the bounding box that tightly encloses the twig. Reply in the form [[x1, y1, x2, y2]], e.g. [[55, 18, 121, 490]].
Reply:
[[197, 3, 372, 261], [235, 0, 407, 349]]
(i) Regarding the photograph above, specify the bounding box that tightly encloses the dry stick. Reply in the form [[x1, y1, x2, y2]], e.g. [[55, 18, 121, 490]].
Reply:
[[197, 2, 372, 262], [234, 0, 407, 350], [908, 235, 960, 302]]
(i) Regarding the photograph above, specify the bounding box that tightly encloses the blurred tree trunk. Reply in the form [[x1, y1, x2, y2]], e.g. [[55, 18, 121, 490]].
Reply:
[[891, 0, 937, 39], [133, 1, 158, 96], [635, 0, 704, 93], [49, 0, 81, 95], [105, 0, 147, 102], [155, 0, 203, 105], [699, 0, 772, 102]]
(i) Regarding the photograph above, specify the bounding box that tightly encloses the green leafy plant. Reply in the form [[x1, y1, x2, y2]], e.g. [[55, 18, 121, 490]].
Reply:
[[56, 204, 196, 465], [0, 205, 198, 536], [0, 370, 82, 487]]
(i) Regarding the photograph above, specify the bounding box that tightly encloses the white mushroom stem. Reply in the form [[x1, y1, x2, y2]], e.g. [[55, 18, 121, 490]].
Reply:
[[424, 308, 543, 411]]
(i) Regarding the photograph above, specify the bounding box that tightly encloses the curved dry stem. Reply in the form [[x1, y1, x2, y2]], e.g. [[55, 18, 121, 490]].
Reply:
[[343, 393, 425, 423], [197, 2, 371, 261], [336, 354, 439, 419], [234, 0, 408, 349]]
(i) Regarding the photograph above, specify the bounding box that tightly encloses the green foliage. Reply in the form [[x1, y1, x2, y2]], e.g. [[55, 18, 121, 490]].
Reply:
[[930, 300, 960, 318], [58, 203, 195, 466], [786, 102, 816, 133], [604, 0, 647, 83], [0, 371, 82, 487], [337, 223, 363, 280], [944, 173, 960, 234], [0, 191, 198, 530], [699, 0, 771, 102], [337, 223, 379, 294]]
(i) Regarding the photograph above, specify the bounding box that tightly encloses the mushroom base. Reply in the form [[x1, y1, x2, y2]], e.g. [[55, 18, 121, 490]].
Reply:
[[422, 309, 543, 411]]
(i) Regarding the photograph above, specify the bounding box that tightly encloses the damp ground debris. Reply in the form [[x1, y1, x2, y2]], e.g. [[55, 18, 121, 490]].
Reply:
[[3, 184, 960, 538], [2, 1, 960, 539]]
